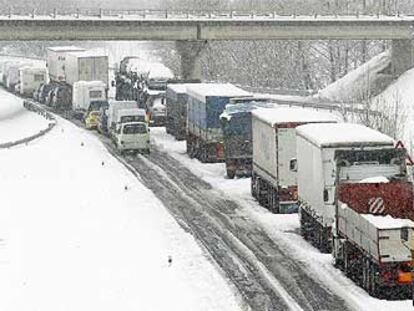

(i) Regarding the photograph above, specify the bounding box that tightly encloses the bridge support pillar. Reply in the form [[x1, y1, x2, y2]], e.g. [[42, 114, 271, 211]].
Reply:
[[392, 39, 414, 75], [175, 40, 207, 80]]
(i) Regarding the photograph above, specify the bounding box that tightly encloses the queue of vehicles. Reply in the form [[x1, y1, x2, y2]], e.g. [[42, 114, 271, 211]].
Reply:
[[2, 52, 414, 300]]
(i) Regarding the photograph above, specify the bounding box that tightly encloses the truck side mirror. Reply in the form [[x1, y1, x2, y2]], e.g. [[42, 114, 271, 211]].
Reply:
[[289, 158, 297, 172]]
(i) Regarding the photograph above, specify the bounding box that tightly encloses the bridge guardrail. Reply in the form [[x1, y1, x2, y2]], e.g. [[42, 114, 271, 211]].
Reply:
[[0, 100, 56, 149]]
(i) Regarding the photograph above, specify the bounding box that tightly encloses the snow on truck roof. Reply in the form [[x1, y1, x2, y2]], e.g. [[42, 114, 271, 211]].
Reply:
[[186, 83, 251, 102], [66, 50, 108, 58], [252, 107, 338, 126], [47, 46, 85, 52], [74, 80, 106, 87], [167, 83, 189, 94], [118, 108, 146, 116], [297, 123, 394, 148]]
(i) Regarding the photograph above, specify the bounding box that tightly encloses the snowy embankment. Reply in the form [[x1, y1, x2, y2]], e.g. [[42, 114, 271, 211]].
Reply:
[[152, 127, 414, 311], [0, 115, 241, 310], [315, 51, 391, 103], [0, 89, 51, 145]]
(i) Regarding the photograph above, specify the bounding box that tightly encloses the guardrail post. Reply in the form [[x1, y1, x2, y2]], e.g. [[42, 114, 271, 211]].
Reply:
[[76, 8, 80, 18], [8, 7, 12, 18], [53, 8, 57, 18], [31, 8, 35, 18], [143, 10, 146, 19], [356, 10, 359, 18], [230, 10, 233, 18], [272, 11, 276, 19], [99, 8, 103, 18], [165, 10, 168, 19]]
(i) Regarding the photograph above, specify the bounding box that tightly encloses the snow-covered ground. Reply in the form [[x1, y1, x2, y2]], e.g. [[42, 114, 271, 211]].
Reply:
[[0, 113, 242, 310], [0, 89, 50, 144], [152, 127, 414, 311]]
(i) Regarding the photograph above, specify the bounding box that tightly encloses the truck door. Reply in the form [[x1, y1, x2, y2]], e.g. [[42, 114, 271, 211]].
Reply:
[[79, 58, 92, 82], [277, 127, 297, 187]]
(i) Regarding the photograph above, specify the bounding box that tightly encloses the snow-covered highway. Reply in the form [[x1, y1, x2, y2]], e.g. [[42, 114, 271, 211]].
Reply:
[[0, 90, 242, 311]]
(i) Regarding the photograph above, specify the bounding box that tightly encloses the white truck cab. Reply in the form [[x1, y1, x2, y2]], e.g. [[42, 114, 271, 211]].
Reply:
[[114, 122, 150, 154]]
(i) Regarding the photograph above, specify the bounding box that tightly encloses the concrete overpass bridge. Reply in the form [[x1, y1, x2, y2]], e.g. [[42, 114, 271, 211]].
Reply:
[[1, 9, 414, 79]]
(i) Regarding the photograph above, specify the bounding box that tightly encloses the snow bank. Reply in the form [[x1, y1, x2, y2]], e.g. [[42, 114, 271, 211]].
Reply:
[[0, 89, 50, 144], [316, 51, 392, 103], [0, 118, 241, 311]]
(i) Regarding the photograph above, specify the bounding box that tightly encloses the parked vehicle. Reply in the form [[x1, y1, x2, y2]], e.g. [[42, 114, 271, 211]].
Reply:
[[46, 46, 85, 82], [50, 84, 72, 111], [186, 83, 252, 163], [220, 97, 276, 179], [296, 123, 414, 299], [144, 90, 166, 127], [36, 82, 58, 104], [296, 123, 414, 252], [106, 100, 139, 136], [18, 66, 47, 97], [251, 107, 338, 214], [85, 111, 100, 130], [72, 80, 107, 119], [114, 121, 150, 154]]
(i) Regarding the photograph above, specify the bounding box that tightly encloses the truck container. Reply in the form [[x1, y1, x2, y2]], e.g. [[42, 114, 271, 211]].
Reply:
[[106, 100, 139, 135], [165, 82, 200, 140], [334, 202, 414, 298], [220, 97, 277, 179], [4, 63, 30, 92], [296, 123, 413, 253], [46, 46, 86, 82], [114, 108, 146, 131], [251, 107, 338, 214], [65, 51, 109, 87], [72, 80, 107, 116], [166, 83, 187, 139], [186, 83, 252, 163], [18, 66, 48, 97]]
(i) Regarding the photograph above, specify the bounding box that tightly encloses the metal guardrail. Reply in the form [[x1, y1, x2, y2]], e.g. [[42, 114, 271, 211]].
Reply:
[[0, 100, 56, 149], [0, 8, 410, 20]]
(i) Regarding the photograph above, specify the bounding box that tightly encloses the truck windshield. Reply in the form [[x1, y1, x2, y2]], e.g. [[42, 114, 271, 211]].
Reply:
[[123, 124, 147, 134], [335, 148, 407, 182], [121, 115, 146, 123]]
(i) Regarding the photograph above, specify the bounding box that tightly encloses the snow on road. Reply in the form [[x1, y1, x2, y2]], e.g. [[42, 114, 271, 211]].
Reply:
[[0, 114, 242, 310], [152, 127, 414, 311], [0, 89, 50, 144]]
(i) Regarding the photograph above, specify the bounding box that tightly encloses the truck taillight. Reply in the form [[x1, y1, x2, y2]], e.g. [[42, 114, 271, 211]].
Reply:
[[398, 271, 412, 284]]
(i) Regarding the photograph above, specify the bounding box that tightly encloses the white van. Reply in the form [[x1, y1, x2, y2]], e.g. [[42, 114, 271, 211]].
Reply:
[[114, 122, 150, 154]]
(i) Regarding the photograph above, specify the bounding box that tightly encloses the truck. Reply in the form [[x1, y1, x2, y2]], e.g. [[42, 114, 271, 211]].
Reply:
[[220, 97, 277, 179], [106, 100, 139, 136], [72, 80, 108, 119], [46, 46, 86, 82], [296, 123, 414, 298], [18, 66, 48, 97], [113, 108, 146, 132], [251, 107, 338, 214], [296, 123, 414, 253], [143, 90, 166, 127], [186, 83, 252, 163], [65, 51, 109, 87]]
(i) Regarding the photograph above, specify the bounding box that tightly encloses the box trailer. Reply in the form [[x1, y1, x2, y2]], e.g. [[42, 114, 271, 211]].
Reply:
[[72, 80, 107, 115], [251, 107, 338, 214], [296, 123, 413, 253], [186, 83, 251, 163], [65, 51, 109, 87], [46, 46, 85, 82], [18, 66, 48, 96]]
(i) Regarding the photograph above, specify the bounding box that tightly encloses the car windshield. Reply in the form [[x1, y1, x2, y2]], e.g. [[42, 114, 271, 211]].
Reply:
[[123, 123, 147, 134], [121, 115, 146, 123]]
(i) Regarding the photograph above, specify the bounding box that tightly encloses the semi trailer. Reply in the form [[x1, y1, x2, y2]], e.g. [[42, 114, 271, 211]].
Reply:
[[186, 83, 251, 163], [251, 107, 338, 213]]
